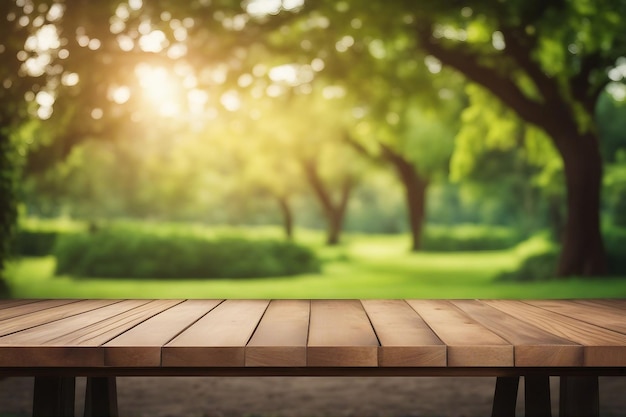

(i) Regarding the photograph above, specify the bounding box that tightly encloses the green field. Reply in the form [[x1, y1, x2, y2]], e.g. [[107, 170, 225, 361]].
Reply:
[[6, 232, 626, 299]]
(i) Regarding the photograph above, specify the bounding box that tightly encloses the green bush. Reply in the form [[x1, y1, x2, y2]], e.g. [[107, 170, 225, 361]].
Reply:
[[53, 228, 321, 279], [497, 249, 559, 282], [604, 227, 626, 275], [15, 230, 60, 256], [421, 224, 522, 252]]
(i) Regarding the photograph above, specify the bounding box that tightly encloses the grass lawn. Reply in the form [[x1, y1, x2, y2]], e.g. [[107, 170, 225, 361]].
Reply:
[[5, 232, 626, 299]]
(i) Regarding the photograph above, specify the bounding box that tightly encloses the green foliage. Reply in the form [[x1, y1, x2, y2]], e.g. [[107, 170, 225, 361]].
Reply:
[[604, 227, 626, 275], [421, 224, 522, 252], [53, 228, 320, 279], [597, 92, 626, 162], [0, 134, 19, 297], [15, 230, 60, 256], [497, 250, 559, 282], [14, 217, 86, 257], [604, 162, 626, 227], [497, 227, 626, 280]]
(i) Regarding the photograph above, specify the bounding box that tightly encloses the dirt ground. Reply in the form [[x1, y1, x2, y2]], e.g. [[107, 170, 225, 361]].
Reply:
[[1, 376, 625, 417]]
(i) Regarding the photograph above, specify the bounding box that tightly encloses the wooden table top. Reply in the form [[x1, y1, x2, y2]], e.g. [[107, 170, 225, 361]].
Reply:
[[0, 299, 625, 370]]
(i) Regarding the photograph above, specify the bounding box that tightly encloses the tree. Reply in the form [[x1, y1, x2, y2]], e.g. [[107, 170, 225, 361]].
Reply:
[[258, 89, 365, 246], [273, 7, 463, 251], [295, 0, 624, 276], [407, 1, 626, 276]]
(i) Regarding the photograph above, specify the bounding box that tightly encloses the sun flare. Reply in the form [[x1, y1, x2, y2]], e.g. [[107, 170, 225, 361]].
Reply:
[[135, 63, 182, 116]]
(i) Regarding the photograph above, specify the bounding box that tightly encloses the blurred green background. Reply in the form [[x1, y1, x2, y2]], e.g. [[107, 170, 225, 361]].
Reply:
[[2, 0, 626, 299]]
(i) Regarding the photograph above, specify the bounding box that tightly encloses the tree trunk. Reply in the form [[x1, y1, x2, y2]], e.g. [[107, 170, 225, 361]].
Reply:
[[553, 130, 607, 277], [276, 195, 294, 240], [325, 180, 352, 246], [301, 159, 353, 246], [396, 161, 428, 252], [381, 146, 429, 252]]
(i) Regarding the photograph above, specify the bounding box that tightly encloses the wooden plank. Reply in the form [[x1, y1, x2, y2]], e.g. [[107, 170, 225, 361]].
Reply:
[[452, 300, 582, 367], [485, 300, 626, 366], [246, 299, 309, 367], [163, 299, 270, 367], [0, 299, 41, 310], [48, 299, 180, 346], [583, 299, 626, 309], [361, 299, 445, 367], [307, 300, 379, 367], [406, 300, 512, 367], [0, 299, 121, 337], [573, 299, 626, 311], [104, 299, 222, 366], [0, 299, 81, 324], [527, 300, 626, 335], [0, 299, 157, 367]]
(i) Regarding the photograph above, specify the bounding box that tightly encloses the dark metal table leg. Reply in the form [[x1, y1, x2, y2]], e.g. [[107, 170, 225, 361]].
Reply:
[[492, 376, 519, 417], [84, 377, 118, 417], [524, 375, 552, 417], [32, 376, 75, 417], [559, 376, 599, 417]]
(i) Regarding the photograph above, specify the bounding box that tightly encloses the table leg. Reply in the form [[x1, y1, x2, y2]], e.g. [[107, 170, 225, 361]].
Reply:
[[84, 377, 119, 417], [492, 376, 519, 417], [524, 375, 552, 417], [32, 376, 75, 417], [559, 376, 599, 417]]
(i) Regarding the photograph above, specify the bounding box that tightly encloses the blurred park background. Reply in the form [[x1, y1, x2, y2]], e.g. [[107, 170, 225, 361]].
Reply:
[[2, 0, 626, 299]]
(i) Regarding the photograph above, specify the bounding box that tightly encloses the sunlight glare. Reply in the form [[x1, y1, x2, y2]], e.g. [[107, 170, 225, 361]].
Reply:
[[139, 30, 168, 52], [110, 86, 131, 104], [135, 64, 183, 116], [220, 90, 241, 111], [188, 89, 208, 114]]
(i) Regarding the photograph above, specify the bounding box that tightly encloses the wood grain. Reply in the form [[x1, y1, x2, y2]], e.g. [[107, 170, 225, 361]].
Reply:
[[0, 299, 41, 310], [2, 298, 626, 371], [0, 300, 158, 367], [406, 300, 513, 367], [0, 299, 81, 324], [0, 299, 119, 337], [486, 300, 626, 366], [527, 300, 626, 335], [246, 299, 309, 367], [163, 299, 269, 367], [308, 300, 379, 367], [361, 299, 445, 367], [452, 300, 582, 366], [104, 299, 222, 366]]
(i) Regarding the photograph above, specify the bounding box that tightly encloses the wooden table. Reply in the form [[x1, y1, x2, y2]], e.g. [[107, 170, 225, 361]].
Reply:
[[1, 299, 625, 417]]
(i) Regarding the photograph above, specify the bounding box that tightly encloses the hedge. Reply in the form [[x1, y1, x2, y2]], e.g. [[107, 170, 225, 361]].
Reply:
[[53, 228, 320, 279], [421, 224, 522, 252], [15, 230, 60, 256]]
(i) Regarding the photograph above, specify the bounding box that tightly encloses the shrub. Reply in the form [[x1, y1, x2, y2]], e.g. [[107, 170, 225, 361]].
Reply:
[[15, 230, 59, 256], [14, 218, 85, 256], [497, 249, 559, 282], [604, 227, 626, 275], [421, 224, 522, 252], [53, 228, 321, 279]]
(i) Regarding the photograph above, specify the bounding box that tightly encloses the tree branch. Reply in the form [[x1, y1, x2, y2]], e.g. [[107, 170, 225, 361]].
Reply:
[[415, 22, 549, 127], [498, 26, 560, 104]]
